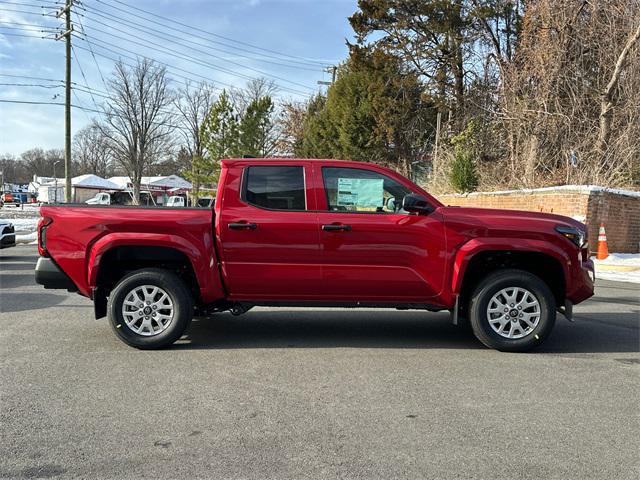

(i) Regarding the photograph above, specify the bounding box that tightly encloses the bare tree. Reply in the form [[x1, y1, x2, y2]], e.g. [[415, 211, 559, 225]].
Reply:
[[276, 100, 307, 156], [497, 0, 640, 187], [231, 77, 278, 117], [100, 59, 174, 204], [595, 21, 640, 157], [20, 148, 64, 178], [73, 121, 113, 177], [174, 81, 216, 199]]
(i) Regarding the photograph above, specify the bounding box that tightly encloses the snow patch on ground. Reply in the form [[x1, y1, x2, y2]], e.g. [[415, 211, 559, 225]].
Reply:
[[5, 218, 39, 244], [592, 253, 640, 284], [595, 270, 640, 283], [447, 185, 640, 198], [592, 253, 640, 266], [0, 205, 41, 219]]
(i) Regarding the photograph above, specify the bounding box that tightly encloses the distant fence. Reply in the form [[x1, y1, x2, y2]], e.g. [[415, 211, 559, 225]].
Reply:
[[438, 186, 640, 253]]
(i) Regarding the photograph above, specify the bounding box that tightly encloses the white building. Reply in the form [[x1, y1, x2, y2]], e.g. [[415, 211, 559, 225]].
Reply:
[[29, 175, 122, 203], [108, 175, 193, 204]]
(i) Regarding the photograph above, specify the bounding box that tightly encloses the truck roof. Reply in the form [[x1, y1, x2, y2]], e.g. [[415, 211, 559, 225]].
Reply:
[[222, 158, 406, 176], [221, 157, 442, 207]]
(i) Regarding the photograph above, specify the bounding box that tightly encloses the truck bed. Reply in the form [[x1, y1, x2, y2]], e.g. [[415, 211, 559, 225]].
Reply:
[[40, 204, 221, 301]]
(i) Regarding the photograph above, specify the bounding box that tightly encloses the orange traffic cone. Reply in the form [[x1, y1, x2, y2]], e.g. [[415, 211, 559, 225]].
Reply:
[[596, 223, 609, 260]]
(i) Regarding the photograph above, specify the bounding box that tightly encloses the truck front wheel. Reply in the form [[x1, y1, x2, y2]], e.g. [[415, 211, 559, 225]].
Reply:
[[469, 269, 556, 352], [107, 269, 194, 349]]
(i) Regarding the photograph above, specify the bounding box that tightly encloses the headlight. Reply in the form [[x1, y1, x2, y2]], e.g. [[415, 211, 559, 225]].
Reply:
[[555, 225, 586, 247]]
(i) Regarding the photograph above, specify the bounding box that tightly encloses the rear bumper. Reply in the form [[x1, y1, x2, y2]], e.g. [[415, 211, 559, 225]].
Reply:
[[34, 257, 78, 292]]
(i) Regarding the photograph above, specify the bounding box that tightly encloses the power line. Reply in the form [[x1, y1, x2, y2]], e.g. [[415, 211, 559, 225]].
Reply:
[[78, 3, 322, 72], [0, 99, 66, 105], [0, 6, 50, 16], [74, 32, 312, 97], [72, 41, 223, 93], [74, 16, 315, 93], [71, 87, 94, 122], [0, 31, 48, 37], [0, 74, 109, 97], [72, 6, 107, 90], [2, 3, 316, 97], [73, 34, 234, 91], [0, 20, 56, 28], [0, 73, 60, 82], [0, 1, 58, 7], [93, 0, 332, 66], [0, 82, 60, 88], [70, 42, 101, 111], [0, 98, 189, 133], [0, 24, 54, 31]]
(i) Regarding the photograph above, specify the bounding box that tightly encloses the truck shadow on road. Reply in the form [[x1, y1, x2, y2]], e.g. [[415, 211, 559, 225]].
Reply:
[[0, 261, 37, 271], [0, 273, 36, 289], [0, 292, 67, 313], [181, 311, 481, 350], [175, 309, 640, 353]]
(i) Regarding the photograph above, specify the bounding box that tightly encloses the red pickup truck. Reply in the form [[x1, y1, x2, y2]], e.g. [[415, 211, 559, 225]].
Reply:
[[35, 158, 594, 351]]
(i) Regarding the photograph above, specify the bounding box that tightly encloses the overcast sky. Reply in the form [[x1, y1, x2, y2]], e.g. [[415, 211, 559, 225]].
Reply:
[[0, 0, 357, 156]]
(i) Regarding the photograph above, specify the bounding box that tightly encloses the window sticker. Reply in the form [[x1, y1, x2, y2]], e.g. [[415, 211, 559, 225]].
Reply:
[[337, 178, 384, 209]]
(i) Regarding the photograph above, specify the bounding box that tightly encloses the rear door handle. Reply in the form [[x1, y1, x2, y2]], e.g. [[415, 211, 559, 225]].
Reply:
[[228, 222, 257, 230], [322, 224, 352, 232]]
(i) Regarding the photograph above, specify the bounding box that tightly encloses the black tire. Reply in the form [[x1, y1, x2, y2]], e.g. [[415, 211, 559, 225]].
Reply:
[[107, 268, 193, 349], [469, 269, 556, 352]]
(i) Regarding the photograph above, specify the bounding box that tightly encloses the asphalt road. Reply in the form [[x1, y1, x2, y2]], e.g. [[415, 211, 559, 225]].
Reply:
[[1, 245, 638, 480]]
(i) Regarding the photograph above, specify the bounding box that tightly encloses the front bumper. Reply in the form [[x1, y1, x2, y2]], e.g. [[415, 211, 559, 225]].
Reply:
[[567, 258, 595, 305], [0, 228, 16, 249], [34, 257, 78, 291]]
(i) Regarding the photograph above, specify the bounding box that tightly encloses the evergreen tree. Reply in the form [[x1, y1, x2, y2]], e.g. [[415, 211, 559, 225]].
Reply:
[[448, 121, 479, 192], [200, 90, 240, 184], [449, 146, 479, 193], [299, 46, 436, 176], [238, 96, 276, 157]]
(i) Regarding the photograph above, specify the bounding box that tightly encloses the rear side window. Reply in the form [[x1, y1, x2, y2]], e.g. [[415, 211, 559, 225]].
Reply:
[[243, 166, 306, 211]]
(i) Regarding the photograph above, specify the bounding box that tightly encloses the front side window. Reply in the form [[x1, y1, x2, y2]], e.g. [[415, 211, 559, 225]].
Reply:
[[244, 166, 306, 211], [322, 167, 411, 213]]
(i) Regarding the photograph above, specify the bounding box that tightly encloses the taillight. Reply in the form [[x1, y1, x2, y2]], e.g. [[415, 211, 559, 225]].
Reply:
[[38, 216, 53, 256]]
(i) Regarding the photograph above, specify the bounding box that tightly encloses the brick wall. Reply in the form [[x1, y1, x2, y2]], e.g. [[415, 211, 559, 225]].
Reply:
[[587, 191, 640, 253], [438, 187, 640, 253]]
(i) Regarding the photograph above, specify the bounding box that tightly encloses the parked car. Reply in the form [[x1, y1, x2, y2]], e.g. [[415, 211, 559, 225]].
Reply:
[[86, 192, 111, 205], [1, 192, 20, 207], [34, 158, 594, 351], [197, 197, 215, 208], [86, 191, 156, 206], [0, 220, 16, 249], [166, 195, 186, 207]]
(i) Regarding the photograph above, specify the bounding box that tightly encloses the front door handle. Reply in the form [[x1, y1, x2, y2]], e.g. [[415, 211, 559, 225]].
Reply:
[[228, 222, 257, 230], [322, 224, 352, 232]]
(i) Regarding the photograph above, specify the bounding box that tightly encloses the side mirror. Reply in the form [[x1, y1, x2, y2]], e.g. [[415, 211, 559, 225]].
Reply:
[[402, 193, 434, 214]]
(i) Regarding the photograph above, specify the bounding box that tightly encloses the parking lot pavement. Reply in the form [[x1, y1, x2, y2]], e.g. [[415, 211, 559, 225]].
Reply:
[[1, 245, 638, 480]]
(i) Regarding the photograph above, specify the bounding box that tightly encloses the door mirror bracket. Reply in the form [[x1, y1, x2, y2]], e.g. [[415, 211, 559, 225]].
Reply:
[[402, 193, 434, 215]]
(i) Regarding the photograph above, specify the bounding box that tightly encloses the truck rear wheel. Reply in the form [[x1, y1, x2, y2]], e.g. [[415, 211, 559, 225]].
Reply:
[[107, 269, 193, 349], [469, 269, 556, 352]]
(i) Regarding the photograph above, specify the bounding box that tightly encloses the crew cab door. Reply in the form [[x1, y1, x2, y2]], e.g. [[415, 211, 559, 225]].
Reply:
[[216, 162, 322, 300], [316, 166, 447, 302]]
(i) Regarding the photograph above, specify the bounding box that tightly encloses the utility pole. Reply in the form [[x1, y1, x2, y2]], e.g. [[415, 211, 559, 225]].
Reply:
[[325, 65, 337, 83], [56, 0, 73, 203], [317, 65, 338, 87]]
